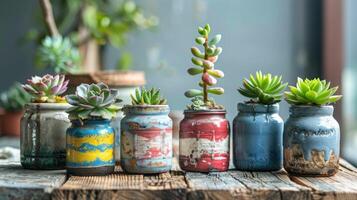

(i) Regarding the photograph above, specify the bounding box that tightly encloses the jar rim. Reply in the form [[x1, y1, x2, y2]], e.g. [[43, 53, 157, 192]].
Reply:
[[289, 105, 334, 116], [123, 104, 170, 114], [184, 109, 226, 114], [25, 103, 71, 110], [238, 103, 279, 113]]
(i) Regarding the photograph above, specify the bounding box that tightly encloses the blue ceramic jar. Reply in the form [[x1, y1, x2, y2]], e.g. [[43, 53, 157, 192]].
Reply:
[[121, 105, 172, 174], [284, 105, 340, 176], [66, 119, 115, 176], [233, 103, 283, 171]]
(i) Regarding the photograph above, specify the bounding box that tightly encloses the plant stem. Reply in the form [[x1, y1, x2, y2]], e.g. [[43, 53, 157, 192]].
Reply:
[[203, 36, 208, 104], [39, 0, 60, 37]]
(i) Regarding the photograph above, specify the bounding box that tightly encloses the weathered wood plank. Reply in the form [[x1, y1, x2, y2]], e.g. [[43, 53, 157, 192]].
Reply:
[[289, 159, 357, 200], [0, 161, 66, 200], [185, 170, 311, 200], [52, 166, 187, 200]]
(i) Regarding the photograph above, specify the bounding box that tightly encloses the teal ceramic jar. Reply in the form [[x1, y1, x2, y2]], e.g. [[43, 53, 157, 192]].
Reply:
[[121, 105, 172, 174], [20, 103, 71, 169], [66, 119, 115, 176], [233, 103, 283, 171], [284, 105, 340, 176]]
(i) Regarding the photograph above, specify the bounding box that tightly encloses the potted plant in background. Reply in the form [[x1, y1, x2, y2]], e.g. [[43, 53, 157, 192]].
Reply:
[[66, 83, 120, 176], [20, 74, 70, 169], [34, 0, 157, 161], [284, 78, 342, 176], [233, 71, 287, 171], [121, 87, 172, 174], [0, 83, 31, 137], [179, 24, 229, 172]]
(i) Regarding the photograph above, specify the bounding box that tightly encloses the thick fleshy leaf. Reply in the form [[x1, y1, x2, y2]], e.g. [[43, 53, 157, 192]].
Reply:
[[184, 89, 203, 98]]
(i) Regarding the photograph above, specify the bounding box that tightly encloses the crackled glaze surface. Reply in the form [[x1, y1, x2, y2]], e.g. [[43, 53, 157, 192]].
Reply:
[[283, 105, 340, 176], [120, 105, 172, 174], [179, 110, 230, 172]]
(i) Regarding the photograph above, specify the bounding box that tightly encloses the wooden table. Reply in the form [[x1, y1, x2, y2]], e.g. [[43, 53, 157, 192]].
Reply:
[[0, 159, 357, 200]]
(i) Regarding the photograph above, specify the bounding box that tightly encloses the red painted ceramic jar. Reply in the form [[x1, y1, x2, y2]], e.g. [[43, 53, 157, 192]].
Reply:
[[179, 110, 230, 172]]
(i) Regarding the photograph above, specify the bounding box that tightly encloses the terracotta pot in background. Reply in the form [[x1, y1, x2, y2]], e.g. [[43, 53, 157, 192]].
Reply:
[[1, 111, 23, 137]]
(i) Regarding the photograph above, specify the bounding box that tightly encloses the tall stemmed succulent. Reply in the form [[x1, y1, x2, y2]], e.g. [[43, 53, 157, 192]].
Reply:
[[130, 87, 167, 105], [22, 74, 69, 103], [285, 78, 342, 105], [66, 83, 121, 120], [238, 71, 288, 105], [185, 24, 224, 110]]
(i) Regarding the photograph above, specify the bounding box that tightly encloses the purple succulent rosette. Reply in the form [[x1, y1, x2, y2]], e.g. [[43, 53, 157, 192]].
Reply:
[[22, 74, 69, 103]]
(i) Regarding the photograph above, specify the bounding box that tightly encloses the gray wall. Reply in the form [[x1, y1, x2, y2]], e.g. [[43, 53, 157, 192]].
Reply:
[[105, 0, 321, 121], [0, 0, 321, 122]]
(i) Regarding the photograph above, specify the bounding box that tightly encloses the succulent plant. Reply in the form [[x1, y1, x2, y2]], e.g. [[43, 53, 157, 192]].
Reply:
[[36, 36, 80, 74], [66, 83, 121, 120], [185, 24, 224, 110], [130, 87, 167, 105], [0, 83, 31, 112], [285, 78, 342, 105], [238, 71, 288, 105], [22, 74, 69, 103]]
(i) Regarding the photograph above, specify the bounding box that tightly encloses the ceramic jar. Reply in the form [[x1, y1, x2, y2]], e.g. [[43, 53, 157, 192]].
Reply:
[[233, 103, 283, 171], [179, 110, 230, 172], [284, 105, 340, 176], [121, 105, 172, 174], [66, 119, 115, 176], [20, 103, 70, 169]]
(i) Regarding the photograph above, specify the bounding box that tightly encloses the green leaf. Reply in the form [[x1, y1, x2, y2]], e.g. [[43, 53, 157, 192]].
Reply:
[[207, 87, 224, 95], [184, 89, 203, 98], [209, 34, 221, 46], [191, 57, 203, 66], [195, 37, 206, 45], [191, 47, 204, 58], [188, 67, 203, 75]]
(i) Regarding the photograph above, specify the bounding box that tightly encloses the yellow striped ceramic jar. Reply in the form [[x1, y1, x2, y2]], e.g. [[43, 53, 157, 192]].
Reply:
[[66, 119, 115, 176]]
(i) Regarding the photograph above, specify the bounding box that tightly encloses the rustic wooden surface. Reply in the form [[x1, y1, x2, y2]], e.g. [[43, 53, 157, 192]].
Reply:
[[0, 159, 356, 200]]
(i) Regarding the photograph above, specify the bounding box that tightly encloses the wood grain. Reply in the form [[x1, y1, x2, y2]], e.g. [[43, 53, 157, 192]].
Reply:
[[0, 161, 66, 200], [0, 159, 357, 200], [52, 166, 187, 200]]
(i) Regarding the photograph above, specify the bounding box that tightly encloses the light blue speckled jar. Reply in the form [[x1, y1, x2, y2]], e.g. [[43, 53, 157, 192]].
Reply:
[[283, 105, 340, 177], [233, 103, 283, 171], [121, 105, 172, 174]]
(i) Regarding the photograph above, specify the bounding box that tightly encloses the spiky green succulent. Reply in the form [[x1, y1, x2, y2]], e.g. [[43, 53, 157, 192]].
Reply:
[[238, 71, 288, 105], [22, 74, 69, 103], [130, 87, 167, 105], [285, 78, 342, 105], [0, 83, 31, 112], [185, 24, 224, 110], [36, 36, 80, 74], [66, 83, 122, 120]]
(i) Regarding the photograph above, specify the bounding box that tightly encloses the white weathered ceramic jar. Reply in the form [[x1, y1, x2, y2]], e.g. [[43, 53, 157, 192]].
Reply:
[[20, 103, 71, 169]]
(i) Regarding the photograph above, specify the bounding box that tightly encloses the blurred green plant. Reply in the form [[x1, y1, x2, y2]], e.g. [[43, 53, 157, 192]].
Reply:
[[28, 0, 158, 72], [36, 36, 80, 73], [0, 83, 31, 112], [184, 24, 224, 110], [285, 78, 342, 105], [238, 71, 288, 105]]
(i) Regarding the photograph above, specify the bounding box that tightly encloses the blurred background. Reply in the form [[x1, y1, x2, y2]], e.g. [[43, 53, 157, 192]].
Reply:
[[0, 0, 356, 165]]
